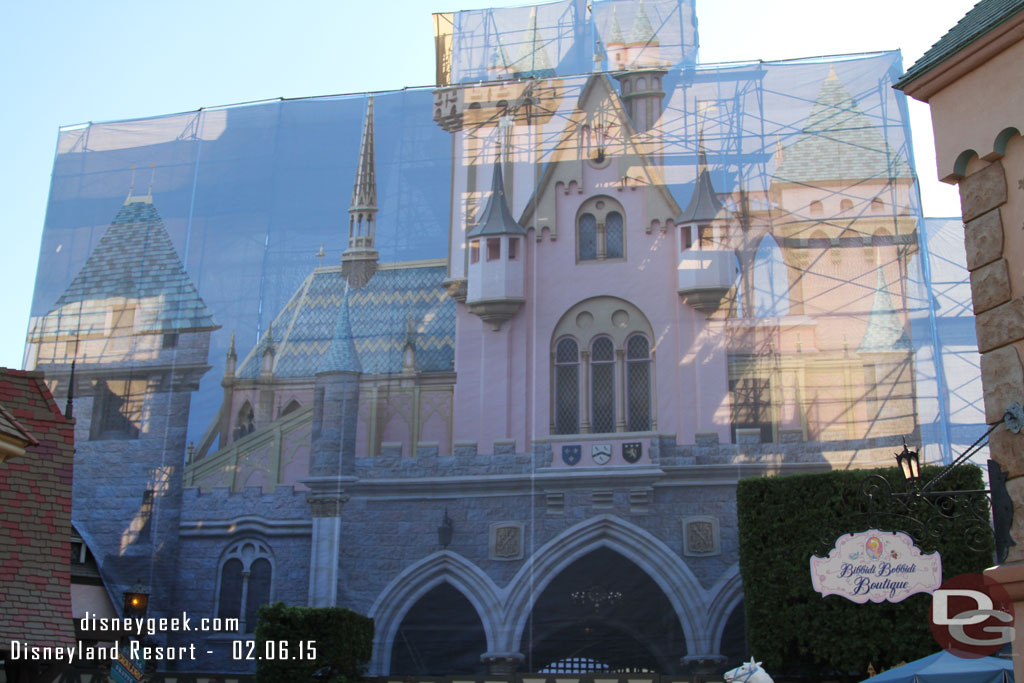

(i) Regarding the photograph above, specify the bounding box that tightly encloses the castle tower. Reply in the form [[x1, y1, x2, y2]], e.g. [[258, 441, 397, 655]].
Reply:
[[342, 96, 379, 288], [26, 188, 218, 627], [465, 155, 527, 330], [611, 0, 668, 133], [308, 285, 361, 606], [676, 142, 733, 314]]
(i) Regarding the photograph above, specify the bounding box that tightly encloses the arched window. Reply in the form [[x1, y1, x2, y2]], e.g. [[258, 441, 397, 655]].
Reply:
[[554, 338, 580, 434], [752, 234, 790, 317], [809, 200, 823, 216], [576, 196, 626, 262], [550, 299, 655, 436], [579, 214, 598, 260], [590, 337, 616, 433], [605, 212, 624, 258], [626, 335, 651, 431], [870, 228, 891, 266], [839, 198, 854, 214], [233, 401, 255, 441], [216, 540, 273, 633]]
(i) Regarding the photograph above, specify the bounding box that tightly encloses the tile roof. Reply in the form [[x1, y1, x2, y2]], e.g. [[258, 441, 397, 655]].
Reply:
[[38, 198, 217, 337], [677, 156, 725, 224], [468, 161, 527, 237], [0, 369, 77, 649], [774, 72, 913, 184], [317, 284, 362, 373], [236, 263, 455, 379], [896, 0, 1024, 90], [859, 268, 912, 352], [0, 403, 38, 451]]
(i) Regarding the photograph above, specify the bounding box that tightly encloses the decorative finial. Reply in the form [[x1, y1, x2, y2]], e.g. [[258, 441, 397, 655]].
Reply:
[[827, 62, 838, 81], [147, 164, 156, 197], [316, 243, 325, 267], [126, 165, 137, 203]]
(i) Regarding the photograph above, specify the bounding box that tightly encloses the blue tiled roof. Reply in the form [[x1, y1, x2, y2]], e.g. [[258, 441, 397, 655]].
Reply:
[[236, 263, 454, 379], [859, 268, 912, 352], [774, 73, 913, 184], [40, 198, 217, 335]]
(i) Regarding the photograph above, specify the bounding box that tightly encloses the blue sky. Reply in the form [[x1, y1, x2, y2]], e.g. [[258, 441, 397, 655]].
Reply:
[[0, 0, 976, 369]]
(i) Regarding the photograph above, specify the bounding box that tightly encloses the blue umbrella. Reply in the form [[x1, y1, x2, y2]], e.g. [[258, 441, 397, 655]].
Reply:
[[862, 651, 1013, 683]]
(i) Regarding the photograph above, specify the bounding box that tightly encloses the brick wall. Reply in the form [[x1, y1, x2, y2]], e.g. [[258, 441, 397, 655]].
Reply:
[[0, 368, 76, 650]]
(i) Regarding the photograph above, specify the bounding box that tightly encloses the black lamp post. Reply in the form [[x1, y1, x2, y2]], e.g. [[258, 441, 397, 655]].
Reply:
[[855, 403, 1023, 563]]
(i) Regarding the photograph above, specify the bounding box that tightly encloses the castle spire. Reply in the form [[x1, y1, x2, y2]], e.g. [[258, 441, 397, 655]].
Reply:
[[350, 96, 377, 220], [342, 96, 380, 288]]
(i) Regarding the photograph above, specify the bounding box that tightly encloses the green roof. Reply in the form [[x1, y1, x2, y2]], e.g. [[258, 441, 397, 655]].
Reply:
[[774, 71, 913, 184], [896, 0, 1024, 90], [859, 268, 912, 353], [35, 198, 217, 337]]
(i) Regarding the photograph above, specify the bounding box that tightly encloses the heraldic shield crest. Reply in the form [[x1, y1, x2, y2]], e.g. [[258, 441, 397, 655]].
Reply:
[[623, 442, 642, 463], [562, 445, 581, 466]]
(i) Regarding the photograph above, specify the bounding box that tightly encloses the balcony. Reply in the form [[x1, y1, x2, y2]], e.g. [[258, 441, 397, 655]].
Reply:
[[677, 250, 735, 314]]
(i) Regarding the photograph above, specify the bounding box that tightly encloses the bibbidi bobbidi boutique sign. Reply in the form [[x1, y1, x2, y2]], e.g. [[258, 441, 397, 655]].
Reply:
[[810, 529, 942, 603]]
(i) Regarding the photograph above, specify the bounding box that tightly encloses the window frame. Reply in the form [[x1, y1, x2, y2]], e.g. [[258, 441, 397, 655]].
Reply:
[[576, 196, 627, 263], [215, 540, 275, 633]]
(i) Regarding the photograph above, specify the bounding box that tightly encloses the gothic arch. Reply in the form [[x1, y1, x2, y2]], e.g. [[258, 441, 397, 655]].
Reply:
[[504, 515, 712, 656], [368, 551, 503, 675], [706, 564, 744, 655], [751, 233, 790, 317]]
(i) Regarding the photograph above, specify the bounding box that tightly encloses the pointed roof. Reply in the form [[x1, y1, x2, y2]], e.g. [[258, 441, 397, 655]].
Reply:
[[678, 148, 724, 224], [519, 74, 681, 233], [36, 197, 217, 338], [467, 159, 526, 237], [858, 268, 912, 352], [350, 96, 377, 213], [630, 0, 658, 45], [774, 70, 913, 184], [511, 8, 555, 78], [317, 283, 361, 373], [606, 7, 625, 45]]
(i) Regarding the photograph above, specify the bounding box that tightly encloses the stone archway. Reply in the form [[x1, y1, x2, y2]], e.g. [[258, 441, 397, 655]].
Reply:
[[368, 551, 503, 675], [390, 582, 489, 674], [522, 547, 686, 673]]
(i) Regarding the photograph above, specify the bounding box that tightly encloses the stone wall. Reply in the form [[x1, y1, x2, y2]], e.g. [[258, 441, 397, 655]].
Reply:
[[959, 156, 1024, 563]]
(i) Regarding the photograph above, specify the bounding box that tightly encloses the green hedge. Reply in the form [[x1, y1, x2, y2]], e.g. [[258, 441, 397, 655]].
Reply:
[[254, 603, 373, 683], [737, 465, 993, 679]]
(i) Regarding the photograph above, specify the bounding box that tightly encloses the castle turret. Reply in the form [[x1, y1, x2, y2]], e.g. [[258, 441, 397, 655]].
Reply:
[[25, 187, 218, 632], [465, 156, 527, 330], [342, 96, 379, 288], [676, 143, 734, 315], [610, 0, 667, 133]]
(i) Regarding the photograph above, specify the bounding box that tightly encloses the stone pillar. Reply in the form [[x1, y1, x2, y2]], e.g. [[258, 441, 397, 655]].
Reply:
[[480, 652, 524, 675], [958, 160, 1024, 680], [308, 494, 348, 607]]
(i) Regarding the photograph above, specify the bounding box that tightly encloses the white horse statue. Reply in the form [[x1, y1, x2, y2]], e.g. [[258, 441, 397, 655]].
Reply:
[[724, 658, 774, 683]]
